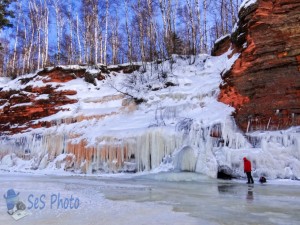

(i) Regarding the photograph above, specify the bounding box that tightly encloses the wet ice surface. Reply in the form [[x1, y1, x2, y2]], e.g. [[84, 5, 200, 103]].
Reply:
[[0, 173, 300, 225]]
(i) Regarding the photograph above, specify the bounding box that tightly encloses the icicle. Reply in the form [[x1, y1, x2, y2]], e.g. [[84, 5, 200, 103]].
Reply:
[[266, 117, 271, 130], [174, 146, 197, 172], [246, 119, 251, 133]]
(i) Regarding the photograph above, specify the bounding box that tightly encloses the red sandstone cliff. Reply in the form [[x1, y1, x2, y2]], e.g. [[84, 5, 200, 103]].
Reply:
[[1, 0, 300, 135], [0, 67, 82, 134], [215, 0, 300, 132]]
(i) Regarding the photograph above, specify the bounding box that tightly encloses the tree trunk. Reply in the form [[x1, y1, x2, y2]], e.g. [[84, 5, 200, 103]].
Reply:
[[12, 2, 21, 74], [76, 13, 82, 64], [195, 0, 202, 53], [52, 0, 62, 65], [137, 0, 145, 64], [93, 0, 99, 64], [186, 0, 196, 55], [21, 15, 28, 75], [27, 1, 35, 72], [125, 0, 132, 64], [203, 0, 208, 52], [43, 0, 49, 67], [104, 0, 109, 65]]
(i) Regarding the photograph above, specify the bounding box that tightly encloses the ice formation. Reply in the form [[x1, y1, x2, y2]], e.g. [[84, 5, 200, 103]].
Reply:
[[0, 52, 299, 180]]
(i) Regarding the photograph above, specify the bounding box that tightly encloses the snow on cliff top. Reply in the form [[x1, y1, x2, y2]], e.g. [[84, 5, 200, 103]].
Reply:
[[239, 0, 257, 12], [0, 53, 238, 142]]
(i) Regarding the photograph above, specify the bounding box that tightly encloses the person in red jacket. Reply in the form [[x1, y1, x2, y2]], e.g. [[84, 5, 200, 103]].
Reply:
[[243, 157, 254, 184]]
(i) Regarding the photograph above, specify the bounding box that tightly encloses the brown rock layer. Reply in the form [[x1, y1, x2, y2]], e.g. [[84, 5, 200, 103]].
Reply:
[[217, 0, 300, 132], [0, 67, 80, 134], [0, 63, 141, 134]]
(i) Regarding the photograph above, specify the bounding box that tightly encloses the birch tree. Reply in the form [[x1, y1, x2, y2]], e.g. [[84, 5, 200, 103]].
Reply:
[[42, 0, 49, 67], [51, 0, 64, 65], [66, 0, 74, 64], [21, 12, 28, 74], [104, 0, 109, 65], [136, 0, 146, 63], [186, 0, 196, 55], [11, 1, 21, 74], [93, 0, 99, 64], [195, 0, 202, 53], [27, 0, 36, 72], [203, 0, 208, 52], [124, 0, 132, 64], [75, 13, 82, 64], [146, 0, 156, 61]]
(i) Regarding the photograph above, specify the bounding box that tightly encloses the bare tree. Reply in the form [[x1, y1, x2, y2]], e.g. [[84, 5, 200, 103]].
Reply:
[[203, 0, 208, 52], [76, 12, 82, 64], [195, 0, 202, 53], [104, 0, 109, 65], [65, 0, 74, 65], [124, 0, 132, 64], [93, 0, 99, 64], [51, 0, 64, 65], [27, 0, 36, 72], [146, 0, 153, 61], [11, 1, 21, 75], [21, 12, 29, 75], [110, 16, 120, 65], [42, 0, 49, 68], [159, 0, 168, 56], [186, 0, 196, 55]]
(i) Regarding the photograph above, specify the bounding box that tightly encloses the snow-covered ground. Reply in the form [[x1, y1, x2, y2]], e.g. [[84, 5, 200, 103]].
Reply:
[[0, 172, 300, 225]]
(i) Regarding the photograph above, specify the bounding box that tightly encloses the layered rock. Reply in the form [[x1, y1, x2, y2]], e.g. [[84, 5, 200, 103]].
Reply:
[[0, 63, 142, 134], [0, 68, 80, 134], [216, 0, 300, 132]]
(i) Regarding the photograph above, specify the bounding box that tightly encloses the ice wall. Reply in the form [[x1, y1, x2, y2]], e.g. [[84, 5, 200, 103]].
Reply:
[[0, 128, 183, 174], [248, 129, 300, 179], [0, 119, 299, 179]]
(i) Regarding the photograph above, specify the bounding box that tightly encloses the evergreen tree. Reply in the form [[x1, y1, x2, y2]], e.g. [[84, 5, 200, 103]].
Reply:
[[0, 0, 15, 50], [0, 0, 15, 29]]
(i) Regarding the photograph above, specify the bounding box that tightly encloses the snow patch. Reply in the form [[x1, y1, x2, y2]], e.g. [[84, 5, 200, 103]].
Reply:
[[239, 0, 257, 12]]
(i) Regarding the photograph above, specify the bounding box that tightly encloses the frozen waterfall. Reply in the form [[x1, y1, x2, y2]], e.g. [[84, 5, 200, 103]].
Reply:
[[1, 119, 299, 179]]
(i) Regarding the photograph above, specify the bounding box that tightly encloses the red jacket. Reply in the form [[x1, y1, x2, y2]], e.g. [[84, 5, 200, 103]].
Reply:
[[243, 157, 252, 172]]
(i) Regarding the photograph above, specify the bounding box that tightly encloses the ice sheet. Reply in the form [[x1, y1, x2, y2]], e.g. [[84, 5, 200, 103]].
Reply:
[[0, 173, 299, 225]]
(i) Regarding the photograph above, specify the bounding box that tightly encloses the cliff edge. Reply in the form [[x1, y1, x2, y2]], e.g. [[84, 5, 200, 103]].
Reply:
[[214, 0, 300, 132]]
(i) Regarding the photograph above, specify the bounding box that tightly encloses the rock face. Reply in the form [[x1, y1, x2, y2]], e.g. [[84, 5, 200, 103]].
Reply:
[[0, 64, 141, 135], [216, 0, 300, 132], [0, 67, 81, 134]]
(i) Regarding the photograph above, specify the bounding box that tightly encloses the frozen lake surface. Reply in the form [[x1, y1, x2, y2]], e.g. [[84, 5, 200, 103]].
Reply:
[[1, 172, 300, 225]]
